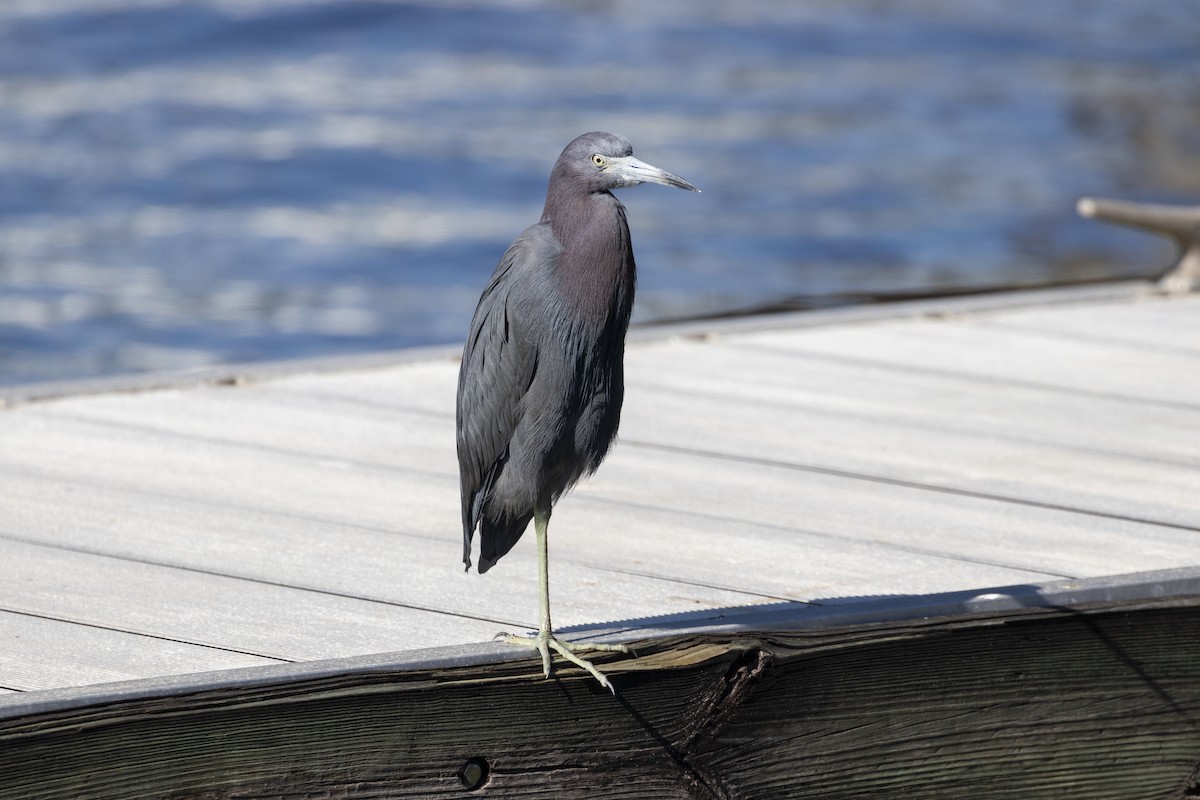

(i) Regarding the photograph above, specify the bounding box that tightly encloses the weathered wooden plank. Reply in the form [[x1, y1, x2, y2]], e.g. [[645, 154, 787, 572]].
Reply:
[[18, 353, 1200, 547], [61, 336, 1186, 531], [10, 395, 1195, 597], [35, 383, 1198, 541], [979, 295, 1200, 354], [714, 603, 1200, 799], [45, 336, 1200, 473], [0, 589, 1195, 800], [580, 447, 1200, 580], [741, 309, 1200, 407], [619, 388, 1200, 529], [0, 467, 1057, 622], [623, 339, 1200, 466], [252, 292, 1200, 416], [26, 382, 457, 479], [260, 358, 485, 416], [0, 610, 279, 692], [0, 472, 772, 641], [5, 394, 1196, 599], [0, 408, 456, 536], [0, 537, 502, 661]]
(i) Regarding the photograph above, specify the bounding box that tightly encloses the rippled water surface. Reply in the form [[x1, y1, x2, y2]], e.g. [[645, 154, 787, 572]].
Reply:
[[1, 0, 1198, 385]]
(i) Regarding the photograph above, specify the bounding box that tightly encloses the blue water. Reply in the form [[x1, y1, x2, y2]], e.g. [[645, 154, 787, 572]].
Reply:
[[1, 0, 1197, 386]]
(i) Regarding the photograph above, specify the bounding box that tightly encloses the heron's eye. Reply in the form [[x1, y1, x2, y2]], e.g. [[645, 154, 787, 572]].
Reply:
[[591, 154, 606, 168]]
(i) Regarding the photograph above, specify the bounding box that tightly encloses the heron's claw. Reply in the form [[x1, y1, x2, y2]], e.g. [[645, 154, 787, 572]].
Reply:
[[497, 631, 632, 693]]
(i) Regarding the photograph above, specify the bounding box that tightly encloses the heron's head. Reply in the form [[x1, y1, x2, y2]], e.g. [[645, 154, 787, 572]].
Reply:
[[553, 131, 699, 195]]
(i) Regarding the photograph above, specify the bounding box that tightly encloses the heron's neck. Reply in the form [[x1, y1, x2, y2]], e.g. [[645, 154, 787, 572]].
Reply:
[[541, 189, 635, 326]]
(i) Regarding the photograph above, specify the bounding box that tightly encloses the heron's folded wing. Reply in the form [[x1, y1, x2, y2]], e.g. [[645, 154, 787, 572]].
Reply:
[[455, 224, 559, 565]]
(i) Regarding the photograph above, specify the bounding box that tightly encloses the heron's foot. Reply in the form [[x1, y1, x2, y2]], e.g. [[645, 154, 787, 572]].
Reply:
[[495, 631, 633, 693]]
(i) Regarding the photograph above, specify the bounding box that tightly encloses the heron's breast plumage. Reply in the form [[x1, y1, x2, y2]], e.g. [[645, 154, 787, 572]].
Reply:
[[525, 194, 634, 497]]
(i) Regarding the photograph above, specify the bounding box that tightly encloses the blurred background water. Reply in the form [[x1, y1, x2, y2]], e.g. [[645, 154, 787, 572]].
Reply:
[[0, 0, 1197, 387]]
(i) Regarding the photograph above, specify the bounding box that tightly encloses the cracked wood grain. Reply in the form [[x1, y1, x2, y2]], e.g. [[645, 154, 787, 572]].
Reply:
[[3, 597, 1200, 799]]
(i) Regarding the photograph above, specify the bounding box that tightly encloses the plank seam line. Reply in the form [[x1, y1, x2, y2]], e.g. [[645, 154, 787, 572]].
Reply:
[[2, 437, 1187, 597], [629, 281, 1153, 341], [630, 381, 1200, 471], [0, 344, 463, 409], [3, 520, 782, 631], [40, 370, 1200, 474], [0, 531, 530, 630], [0, 457, 1069, 594], [976, 319, 1200, 358], [0, 607, 290, 665], [36, 398, 1200, 493], [559, 557, 820, 603], [575, 493, 1075, 580], [0, 466, 789, 605], [32, 409, 451, 481], [721, 341, 1200, 414], [0, 461, 453, 544], [0, 447, 1179, 589], [0, 283, 1151, 407], [238, 386, 451, 419], [624, 440, 1200, 534]]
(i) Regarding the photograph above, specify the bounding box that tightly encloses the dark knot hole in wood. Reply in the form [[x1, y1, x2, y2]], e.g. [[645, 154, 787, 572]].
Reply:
[[1182, 760, 1200, 798], [458, 757, 490, 791]]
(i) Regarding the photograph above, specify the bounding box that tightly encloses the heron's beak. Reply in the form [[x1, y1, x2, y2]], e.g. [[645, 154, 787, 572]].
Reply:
[[612, 156, 700, 192]]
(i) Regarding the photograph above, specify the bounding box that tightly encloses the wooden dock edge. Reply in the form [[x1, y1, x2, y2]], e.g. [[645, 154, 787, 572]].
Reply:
[[0, 279, 1159, 409], [3, 567, 1199, 799]]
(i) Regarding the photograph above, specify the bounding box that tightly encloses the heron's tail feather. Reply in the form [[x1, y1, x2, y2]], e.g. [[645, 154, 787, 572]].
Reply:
[[477, 511, 533, 574]]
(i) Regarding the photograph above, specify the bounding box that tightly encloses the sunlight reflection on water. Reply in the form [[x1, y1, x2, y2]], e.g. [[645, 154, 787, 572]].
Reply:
[[0, 0, 1197, 384]]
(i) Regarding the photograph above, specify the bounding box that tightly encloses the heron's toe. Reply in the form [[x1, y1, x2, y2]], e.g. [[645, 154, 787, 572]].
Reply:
[[496, 630, 628, 693]]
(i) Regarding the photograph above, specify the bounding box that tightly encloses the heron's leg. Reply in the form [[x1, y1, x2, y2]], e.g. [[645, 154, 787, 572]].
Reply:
[[498, 505, 631, 693]]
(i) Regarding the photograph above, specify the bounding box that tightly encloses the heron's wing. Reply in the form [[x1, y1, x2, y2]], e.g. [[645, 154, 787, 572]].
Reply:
[[456, 224, 559, 570]]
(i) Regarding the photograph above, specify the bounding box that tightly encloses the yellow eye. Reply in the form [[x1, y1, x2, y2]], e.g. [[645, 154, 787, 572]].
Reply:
[[591, 154, 606, 167]]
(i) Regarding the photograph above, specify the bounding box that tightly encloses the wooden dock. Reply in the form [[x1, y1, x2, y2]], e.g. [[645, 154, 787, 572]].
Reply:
[[2, 281, 1199, 798]]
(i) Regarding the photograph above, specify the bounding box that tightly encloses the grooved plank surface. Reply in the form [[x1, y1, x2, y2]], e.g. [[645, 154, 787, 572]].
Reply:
[[0, 610, 278, 692], [1, 286, 1198, 696]]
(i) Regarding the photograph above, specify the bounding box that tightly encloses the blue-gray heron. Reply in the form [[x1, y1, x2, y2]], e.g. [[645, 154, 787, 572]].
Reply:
[[456, 131, 698, 691]]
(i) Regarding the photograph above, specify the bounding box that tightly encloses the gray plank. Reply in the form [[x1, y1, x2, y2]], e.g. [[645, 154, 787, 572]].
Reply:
[[0, 537, 502, 661], [0, 469, 768, 634], [0, 407, 450, 536], [2, 286, 1198, 699], [9, 362, 1198, 581], [739, 308, 1200, 407], [26, 343, 1199, 529], [0, 610, 279, 692], [979, 295, 1200, 354], [618, 387, 1200, 529], [0, 398, 1060, 624], [0, 466, 1057, 615], [578, 446, 1200, 580], [262, 363, 456, 418], [5, 397, 1195, 597], [29, 382, 455, 477], [624, 339, 1200, 467], [258, 360, 461, 415]]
